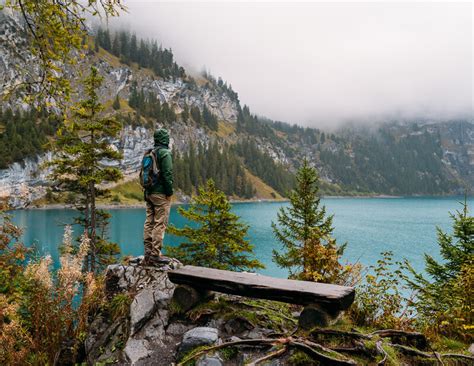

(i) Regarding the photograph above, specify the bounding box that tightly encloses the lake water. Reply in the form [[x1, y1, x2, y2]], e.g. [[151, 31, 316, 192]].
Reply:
[[10, 197, 473, 277]]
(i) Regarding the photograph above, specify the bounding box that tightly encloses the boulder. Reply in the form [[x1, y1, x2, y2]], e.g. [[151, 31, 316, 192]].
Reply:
[[130, 288, 158, 334], [196, 355, 224, 366], [124, 339, 152, 365], [178, 327, 219, 359], [468, 343, 474, 355], [298, 304, 330, 329], [172, 284, 202, 312]]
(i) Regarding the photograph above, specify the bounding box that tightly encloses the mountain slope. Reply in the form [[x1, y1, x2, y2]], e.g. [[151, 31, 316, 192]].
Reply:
[[0, 13, 472, 208]]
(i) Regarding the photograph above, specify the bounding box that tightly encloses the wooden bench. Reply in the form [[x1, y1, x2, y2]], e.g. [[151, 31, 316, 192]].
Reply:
[[168, 265, 355, 328]]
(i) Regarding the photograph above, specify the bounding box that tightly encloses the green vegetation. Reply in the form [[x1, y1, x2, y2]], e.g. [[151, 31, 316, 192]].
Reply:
[[272, 159, 358, 284], [174, 142, 256, 198], [404, 200, 473, 341], [350, 251, 408, 329], [0, 108, 60, 168], [319, 127, 455, 195], [233, 138, 295, 196], [96, 27, 185, 80], [2, 1, 123, 104], [49, 66, 123, 273], [167, 180, 264, 271]]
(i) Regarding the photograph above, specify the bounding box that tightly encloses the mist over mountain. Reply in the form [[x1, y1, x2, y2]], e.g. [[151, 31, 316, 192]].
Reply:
[[111, 2, 473, 127]]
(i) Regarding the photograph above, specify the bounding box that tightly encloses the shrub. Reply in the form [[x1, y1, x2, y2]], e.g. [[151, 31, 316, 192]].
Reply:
[[350, 251, 412, 329]]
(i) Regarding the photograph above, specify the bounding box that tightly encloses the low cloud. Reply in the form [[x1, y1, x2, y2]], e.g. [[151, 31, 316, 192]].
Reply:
[[111, 2, 473, 127]]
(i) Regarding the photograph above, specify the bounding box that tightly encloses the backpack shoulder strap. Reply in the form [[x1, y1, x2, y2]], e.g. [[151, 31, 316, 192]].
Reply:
[[150, 148, 159, 175]]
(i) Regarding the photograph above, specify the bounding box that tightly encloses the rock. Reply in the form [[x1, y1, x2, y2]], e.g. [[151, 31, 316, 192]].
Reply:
[[178, 327, 218, 359], [223, 316, 254, 335], [130, 287, 168, 335], [242, 327, 274, 340], [298, 304, 331, 329], [196, 355, 224, 366], [129, 256, 144, 265], [166, 322, 192, 336], [468, 343, 474, 355], [172, 284, 203, 312], [130, 287, 161, 334], [124, 339, 152, 365]]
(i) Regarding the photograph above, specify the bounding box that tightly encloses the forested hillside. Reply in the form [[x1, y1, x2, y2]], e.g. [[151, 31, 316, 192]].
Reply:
[[0, 16, 472, 207]]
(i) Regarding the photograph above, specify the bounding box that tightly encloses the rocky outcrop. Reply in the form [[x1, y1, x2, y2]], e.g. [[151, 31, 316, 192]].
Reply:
[[86, 259, 295, 365], [87, 259, 181, 365]]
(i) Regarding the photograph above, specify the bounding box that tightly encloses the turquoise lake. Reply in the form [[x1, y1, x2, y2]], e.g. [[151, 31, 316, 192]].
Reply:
[[10, 197, 473, 277]]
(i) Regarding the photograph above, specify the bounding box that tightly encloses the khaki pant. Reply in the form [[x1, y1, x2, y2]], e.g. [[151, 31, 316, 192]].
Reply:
[[143, 193, 171, 258]]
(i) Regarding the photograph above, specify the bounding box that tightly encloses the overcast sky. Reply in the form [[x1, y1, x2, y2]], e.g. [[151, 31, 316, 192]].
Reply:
[[112, 1, 473, 127]]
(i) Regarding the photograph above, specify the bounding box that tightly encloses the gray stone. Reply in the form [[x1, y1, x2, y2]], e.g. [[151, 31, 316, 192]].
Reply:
[[130, 288, 158, 334], [166, 322, 192, 336], [124, 339, 152, 365], [298, 304, 331, 329], [178, 327, 218, 359], [196, 355, 224, 366], [468, 343, 474, 355]]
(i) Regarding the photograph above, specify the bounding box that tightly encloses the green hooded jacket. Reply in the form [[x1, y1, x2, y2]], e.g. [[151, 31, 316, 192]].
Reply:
[[149, 129, 173, 196]]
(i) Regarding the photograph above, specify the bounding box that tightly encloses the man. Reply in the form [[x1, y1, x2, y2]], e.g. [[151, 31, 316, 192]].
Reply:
[[143, 128, 173, 266]]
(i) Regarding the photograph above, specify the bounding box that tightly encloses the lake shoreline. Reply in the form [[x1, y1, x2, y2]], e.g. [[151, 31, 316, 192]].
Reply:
[[19, 194, 410, 210]]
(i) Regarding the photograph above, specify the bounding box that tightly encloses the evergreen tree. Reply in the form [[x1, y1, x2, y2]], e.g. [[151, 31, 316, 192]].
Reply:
[[181, 104, 190, 122], [49, 66, 123, 273], [404, 200, 473, 338], [272, 159, 348, 283], [112, 94, 121, 110], [167, 180, 264, 271], [190, 105, 202, 124]]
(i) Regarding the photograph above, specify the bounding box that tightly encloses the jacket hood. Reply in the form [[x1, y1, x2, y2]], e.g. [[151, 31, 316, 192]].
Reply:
[[154, 128, 169, 147]]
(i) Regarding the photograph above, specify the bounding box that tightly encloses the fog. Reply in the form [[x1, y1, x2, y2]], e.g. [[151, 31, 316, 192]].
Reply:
[[110, 1, 472, 127]]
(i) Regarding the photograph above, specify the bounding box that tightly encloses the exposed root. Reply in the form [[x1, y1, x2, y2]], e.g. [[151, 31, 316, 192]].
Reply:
[[390, 344, 474, 362], [178, 330, 474, 366], [311, 328, 371, 340], [375, 340, 388, 365], [178, 337, 357, 366], [294, 339, 357, 365], [245, 346, 287, 366]]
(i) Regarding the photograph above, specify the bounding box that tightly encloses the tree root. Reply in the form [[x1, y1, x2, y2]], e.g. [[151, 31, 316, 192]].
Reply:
[[375, 340, 388, 365], [293, 339, 357, 365], [389, 343, 474, 362], [370, 329, 428, 348], [177, 337, 356, 366], [245, 346, 287, 366], [177, 331, 474, 366], [311, 328, 371, 340]]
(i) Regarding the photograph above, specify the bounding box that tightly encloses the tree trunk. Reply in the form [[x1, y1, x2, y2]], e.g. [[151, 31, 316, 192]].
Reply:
[[90, 181, 96, 273]]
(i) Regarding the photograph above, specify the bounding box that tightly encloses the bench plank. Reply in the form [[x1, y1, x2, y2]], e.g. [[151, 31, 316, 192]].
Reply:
[[168, 265, 355, 310]]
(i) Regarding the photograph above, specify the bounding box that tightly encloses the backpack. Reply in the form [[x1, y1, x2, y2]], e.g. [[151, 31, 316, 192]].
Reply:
[[139, 148, 160, 190]]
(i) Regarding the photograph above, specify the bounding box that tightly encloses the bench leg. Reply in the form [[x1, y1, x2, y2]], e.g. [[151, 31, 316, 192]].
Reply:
[[172, 285, 213, 313], [298, 304, 341, 329]]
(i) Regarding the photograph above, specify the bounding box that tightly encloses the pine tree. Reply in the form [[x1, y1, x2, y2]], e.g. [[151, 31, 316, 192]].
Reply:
[[49, 66, 123, 273], [167, 180, 264, 271], [272, 159, 348, 283], [404, 200, 473, 338], [112, 94, 121, 110]]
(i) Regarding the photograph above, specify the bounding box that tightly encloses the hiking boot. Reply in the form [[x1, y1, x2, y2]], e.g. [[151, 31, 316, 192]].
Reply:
[[143, 255, 171, 266]]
